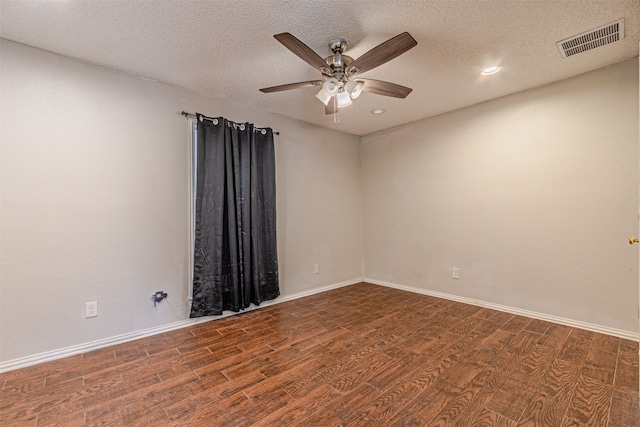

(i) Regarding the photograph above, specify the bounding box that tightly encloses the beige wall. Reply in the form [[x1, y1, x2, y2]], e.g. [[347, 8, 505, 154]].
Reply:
[[0, 40, 363, 363], [362, 59, 639, 334]]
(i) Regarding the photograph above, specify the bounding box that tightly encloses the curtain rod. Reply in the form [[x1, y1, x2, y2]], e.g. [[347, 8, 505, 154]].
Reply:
[[181, 111, 280, 135]]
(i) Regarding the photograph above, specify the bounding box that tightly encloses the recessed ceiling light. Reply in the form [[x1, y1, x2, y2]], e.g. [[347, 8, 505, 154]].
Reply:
[[371, 108, 386, 114], [481, 66, 500, 75]]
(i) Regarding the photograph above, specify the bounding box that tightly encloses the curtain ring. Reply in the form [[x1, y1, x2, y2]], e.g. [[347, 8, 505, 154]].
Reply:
[[212, 118, 218, 125], [239, 124, 245, 131], [261, 129, 267, 135]]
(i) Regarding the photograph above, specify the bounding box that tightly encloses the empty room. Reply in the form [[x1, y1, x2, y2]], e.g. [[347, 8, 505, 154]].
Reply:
[[1, 1, 639, 425]]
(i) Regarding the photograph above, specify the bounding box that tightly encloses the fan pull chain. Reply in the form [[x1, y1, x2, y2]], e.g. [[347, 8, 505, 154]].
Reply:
[[333, 96, 339, 125]]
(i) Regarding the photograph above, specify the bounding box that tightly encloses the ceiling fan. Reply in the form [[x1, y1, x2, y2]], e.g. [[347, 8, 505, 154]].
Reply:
[[259, 32, 417, 115]]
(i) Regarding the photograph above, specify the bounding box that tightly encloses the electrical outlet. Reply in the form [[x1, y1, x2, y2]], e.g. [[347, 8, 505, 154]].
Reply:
[[85, 301, 98, 318], [313, 264, 319, 274], [452, 268, 460, 279]]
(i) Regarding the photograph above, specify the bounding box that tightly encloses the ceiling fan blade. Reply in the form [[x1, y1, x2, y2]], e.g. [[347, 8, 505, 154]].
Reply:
[[274, 33, 330, 71], [348, 32, 417, 75], [325, 97, 337, 115], [357, 78, 413, 98], [259, 80, 323, 93]]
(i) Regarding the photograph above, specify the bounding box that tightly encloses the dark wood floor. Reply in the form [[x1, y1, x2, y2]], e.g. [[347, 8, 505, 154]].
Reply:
[[1, 283, 638, 426]]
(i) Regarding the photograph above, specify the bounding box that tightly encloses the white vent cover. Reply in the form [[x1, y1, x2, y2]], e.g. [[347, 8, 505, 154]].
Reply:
[[556, 19, 625, 58]]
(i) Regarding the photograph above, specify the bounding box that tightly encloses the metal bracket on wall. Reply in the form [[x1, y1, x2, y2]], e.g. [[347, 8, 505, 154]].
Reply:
[[151, 291, 168, 308]]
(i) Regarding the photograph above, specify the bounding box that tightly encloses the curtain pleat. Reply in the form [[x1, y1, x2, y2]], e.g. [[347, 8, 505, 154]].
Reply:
[[190, 115, 279, 318]]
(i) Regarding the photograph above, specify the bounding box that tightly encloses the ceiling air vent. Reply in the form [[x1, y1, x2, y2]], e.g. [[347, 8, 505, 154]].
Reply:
[[556, 19, 625, 58]]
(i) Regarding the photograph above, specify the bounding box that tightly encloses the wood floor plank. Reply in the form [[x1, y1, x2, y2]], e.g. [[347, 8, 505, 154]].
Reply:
[[557, 335, 591, 366], [472, 307, 502, 320], [446, 315, 485, 335], [340, 379, 423, 427], [428, 387, 482, 426], [368, 350, 424, 391], [85, 405, 122, 426], [192, 345, 271, 379], [583, 347, 617, 385], [3, 376, 88, 424], [119, 403, 171, 426], [520, 343, 556, 379], [259, 344, 329, 378], [221, 345, 300, 380], [36, 408, 86, 427], [471, 407, 517, 426], [505, 330, 542, 355], [93, 370, 201, 425], [609, 397, 640, 426], [537, 324, 572, 348], [560, 416, 585, 426], [538, 357, 582, 404], [0, 283, 636, 426], [450, 350, 524, 425], [591, 332, 620, 354], [523, 318, 551, 335], [170, 390, 254, 426], [619, 340, 640, 366], [0, 355, 84, 385], [474, 311, 515, 335], [243, 355, 323, 402], [42, 346, 179, 396], [438, 359, 487, 389], [516, 392, 568, 426], [0, 376, 44, 395], [500, 315, 532, 334], [31, 374, 125, 424], [283, 334, 400, 399], [250, 384, 341, 427], [451, 303, 485, 319], [387, 378, 463, 426], [294, 382, 380, 426], [616, 360, 640, 392], [163, 370, 265, 422], [565, 375, 612, 425]]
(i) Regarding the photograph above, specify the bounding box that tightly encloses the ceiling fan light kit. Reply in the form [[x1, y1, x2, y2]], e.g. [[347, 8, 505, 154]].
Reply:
[[344, 80, 363, 99], [322, 78, 340, 95], [337, 91, 352, 108], [260, 32, 417, 121], [315, 89, 332, 106]]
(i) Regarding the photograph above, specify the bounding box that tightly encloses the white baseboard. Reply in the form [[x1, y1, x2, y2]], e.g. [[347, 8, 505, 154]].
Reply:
[[0, 277, 363, 373], [365, 277, 639, 342], [6, 275, 632, 373]]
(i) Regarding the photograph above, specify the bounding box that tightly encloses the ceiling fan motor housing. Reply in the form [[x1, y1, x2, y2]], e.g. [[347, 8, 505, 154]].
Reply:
[[323, 54, 354, 80], [324, 38, 357, 83], [328, 38, 347, 54]]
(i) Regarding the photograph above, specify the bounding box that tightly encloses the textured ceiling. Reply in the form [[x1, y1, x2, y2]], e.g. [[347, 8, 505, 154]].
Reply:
[[1, 0, 638, 136]]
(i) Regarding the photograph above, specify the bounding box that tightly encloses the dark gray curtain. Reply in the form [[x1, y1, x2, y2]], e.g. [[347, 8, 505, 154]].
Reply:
[[190, 114, 279, 318]]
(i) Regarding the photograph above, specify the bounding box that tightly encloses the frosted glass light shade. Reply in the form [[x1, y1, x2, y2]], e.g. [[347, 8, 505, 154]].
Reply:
[[345, 80, 363, 99], [337, 91, 352, 108], [322, 78, 339, 95], [315, 89, 331, 105]]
